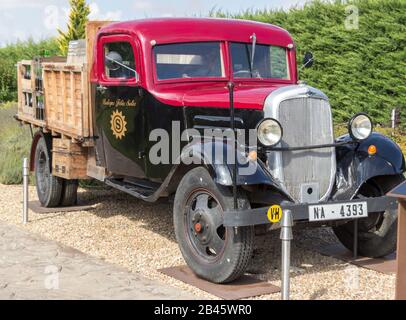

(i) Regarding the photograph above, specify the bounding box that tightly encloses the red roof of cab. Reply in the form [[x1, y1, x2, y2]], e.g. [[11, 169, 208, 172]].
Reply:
[[98, 17, 294, 47], [94, 18, 297, 110]]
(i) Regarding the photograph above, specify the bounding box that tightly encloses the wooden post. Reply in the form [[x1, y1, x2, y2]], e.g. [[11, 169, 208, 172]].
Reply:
[[396, 200, 406, 299], [388, 181, 406, 300]]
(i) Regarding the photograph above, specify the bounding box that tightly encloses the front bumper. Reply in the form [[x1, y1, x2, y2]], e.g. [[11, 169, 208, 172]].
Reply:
[[223, 196, 398, 227]]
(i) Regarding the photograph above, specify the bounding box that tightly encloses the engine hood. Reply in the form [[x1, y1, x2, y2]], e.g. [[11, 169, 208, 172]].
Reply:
[[152, 83, 288, 110]]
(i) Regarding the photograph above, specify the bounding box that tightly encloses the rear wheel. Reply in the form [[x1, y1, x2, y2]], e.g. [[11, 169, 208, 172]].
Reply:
[[34, 136, 63, 208], [173, 167, 254, 284], [333, 175, 405, 258], [60, 179, 79, 207]]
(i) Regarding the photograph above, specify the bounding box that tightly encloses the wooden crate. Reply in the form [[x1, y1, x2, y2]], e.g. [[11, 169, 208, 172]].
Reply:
[[52, 138, 88, 179]]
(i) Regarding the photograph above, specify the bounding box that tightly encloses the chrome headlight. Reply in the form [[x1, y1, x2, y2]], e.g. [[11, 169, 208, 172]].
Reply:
[[257, 118, 283, 146], [349, 113, 373, 141]]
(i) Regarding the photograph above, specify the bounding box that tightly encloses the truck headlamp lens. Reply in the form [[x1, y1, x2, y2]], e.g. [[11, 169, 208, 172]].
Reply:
[[349, 113, 372, 141], [257, 118, 283, 146]]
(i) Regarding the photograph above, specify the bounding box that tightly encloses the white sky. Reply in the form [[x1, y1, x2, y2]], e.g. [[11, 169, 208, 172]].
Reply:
[[0, 0, 310, 46]]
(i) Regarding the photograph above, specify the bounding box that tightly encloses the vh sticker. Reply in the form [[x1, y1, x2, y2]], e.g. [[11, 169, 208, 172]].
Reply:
[[267, 205, 283, 223], [111, 110, 127, 140]]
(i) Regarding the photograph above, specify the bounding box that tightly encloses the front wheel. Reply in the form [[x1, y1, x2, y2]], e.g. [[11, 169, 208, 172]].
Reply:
[[333, 175, 405, 258], [173, 167, 254, 284]]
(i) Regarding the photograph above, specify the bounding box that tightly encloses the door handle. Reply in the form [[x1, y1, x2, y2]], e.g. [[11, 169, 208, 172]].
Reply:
[[97, 85, 108, 93]]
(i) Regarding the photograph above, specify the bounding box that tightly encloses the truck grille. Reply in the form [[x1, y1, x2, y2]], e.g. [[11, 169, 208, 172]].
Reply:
[[267, 95, 335, 203]]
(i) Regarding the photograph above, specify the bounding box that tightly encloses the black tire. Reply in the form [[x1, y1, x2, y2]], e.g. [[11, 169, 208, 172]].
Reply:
[[60, 179, 79, 207], [34, 136, 63, 208], [333, 175, 405, 258], [173, 167, 254, 284]]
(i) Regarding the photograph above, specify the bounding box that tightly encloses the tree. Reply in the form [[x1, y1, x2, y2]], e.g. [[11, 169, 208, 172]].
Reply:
[[57, 0, 90, 56]]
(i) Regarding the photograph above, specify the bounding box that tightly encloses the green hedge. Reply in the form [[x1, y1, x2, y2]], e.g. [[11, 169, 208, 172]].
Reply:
[[212, 0, 406, 125], [1, 1, 405, 125], [0, 38, 59, 103]]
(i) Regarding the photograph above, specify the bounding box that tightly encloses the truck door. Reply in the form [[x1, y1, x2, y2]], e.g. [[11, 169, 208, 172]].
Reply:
[[95, 34, 146, 178]]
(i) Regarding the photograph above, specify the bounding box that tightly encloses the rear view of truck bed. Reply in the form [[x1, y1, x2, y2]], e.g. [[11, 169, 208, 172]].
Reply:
[[17, 58, 91, 141], [15, 21, 111, 181], [16, 21, 110, 143]]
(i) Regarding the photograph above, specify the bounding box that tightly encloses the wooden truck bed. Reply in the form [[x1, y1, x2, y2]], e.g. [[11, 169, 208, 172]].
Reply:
[[17, 60, 91, 141], [16, 21, 110, 143], [16, 21, 111, 181]]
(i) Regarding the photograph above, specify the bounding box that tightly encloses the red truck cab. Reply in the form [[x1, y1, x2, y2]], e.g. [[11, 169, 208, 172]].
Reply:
[[92, 18, 297, 109]]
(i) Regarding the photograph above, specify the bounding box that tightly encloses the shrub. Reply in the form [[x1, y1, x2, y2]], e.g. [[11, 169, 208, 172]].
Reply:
[[0, 38, 59, 103], [0, 103, 33, 184]]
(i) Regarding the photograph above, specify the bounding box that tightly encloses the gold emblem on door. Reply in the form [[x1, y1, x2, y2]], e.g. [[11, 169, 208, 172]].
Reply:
[[111, 110, 127, 140]]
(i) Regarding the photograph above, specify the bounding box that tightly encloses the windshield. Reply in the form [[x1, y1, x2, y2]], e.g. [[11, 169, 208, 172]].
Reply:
[[230, 42, 290, 80], [154, 42, 225, 80]]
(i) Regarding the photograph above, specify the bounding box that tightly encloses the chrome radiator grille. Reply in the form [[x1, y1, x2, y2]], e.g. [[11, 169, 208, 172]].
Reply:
[[265, 87, 336, 203]]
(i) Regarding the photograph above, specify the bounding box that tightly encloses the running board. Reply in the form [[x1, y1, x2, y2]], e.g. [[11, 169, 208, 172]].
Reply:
[[105, 178, 158, 201]]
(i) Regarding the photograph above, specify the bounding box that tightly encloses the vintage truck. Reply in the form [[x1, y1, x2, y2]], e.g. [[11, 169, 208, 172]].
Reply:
[[16, 18, 405, 283]]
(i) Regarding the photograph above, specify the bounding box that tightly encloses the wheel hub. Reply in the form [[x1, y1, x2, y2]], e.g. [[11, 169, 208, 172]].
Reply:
[[192, 209, 211, 245], [185, 191, 227, 261], [194, 222, 202, 233]]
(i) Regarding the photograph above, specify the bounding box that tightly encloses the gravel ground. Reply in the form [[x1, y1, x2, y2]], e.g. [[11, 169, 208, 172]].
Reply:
[[0, 184, 395, 300]]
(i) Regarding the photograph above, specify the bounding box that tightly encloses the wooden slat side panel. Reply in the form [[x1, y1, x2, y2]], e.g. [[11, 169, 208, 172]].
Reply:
[[56, 72, 62, 124], [71, 71, 79, 136], [42, 64, 89, 139], [43, 70, 53, 125], [81, 64, 90, 137], [61, 71, 67, 127], [43, 63, 82, 72]]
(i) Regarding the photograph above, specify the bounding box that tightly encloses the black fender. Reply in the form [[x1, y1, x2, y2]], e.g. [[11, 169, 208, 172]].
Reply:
[[183, 140, 280, 185], [160, 140, 289, 199], [29, 130, 52, 172], [333, 132, 405, 200]]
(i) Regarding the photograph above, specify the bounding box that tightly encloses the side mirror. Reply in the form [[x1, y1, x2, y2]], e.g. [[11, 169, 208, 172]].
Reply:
[[303, 52, 314, 69], [105, 51, 123, 71], [104, 51, 138, 80]]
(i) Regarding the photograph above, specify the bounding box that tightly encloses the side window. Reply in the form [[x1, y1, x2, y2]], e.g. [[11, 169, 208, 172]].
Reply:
[[104, 41, 136, 79], [270, 46, 289, 79]]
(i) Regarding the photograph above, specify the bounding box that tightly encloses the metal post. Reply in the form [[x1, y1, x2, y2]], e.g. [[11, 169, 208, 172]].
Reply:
[[353, 219, 358, 259], [280, 209, 293, 300], [23, 158, 29, 224], [227, 81, 237, 210]]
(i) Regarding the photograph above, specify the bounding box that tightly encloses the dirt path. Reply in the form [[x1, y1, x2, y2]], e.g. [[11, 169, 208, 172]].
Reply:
[[0, 222, 195, 300]]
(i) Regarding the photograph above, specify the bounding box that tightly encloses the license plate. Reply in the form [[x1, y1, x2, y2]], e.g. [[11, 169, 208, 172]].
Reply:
[[308, 201, 368, 222]]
